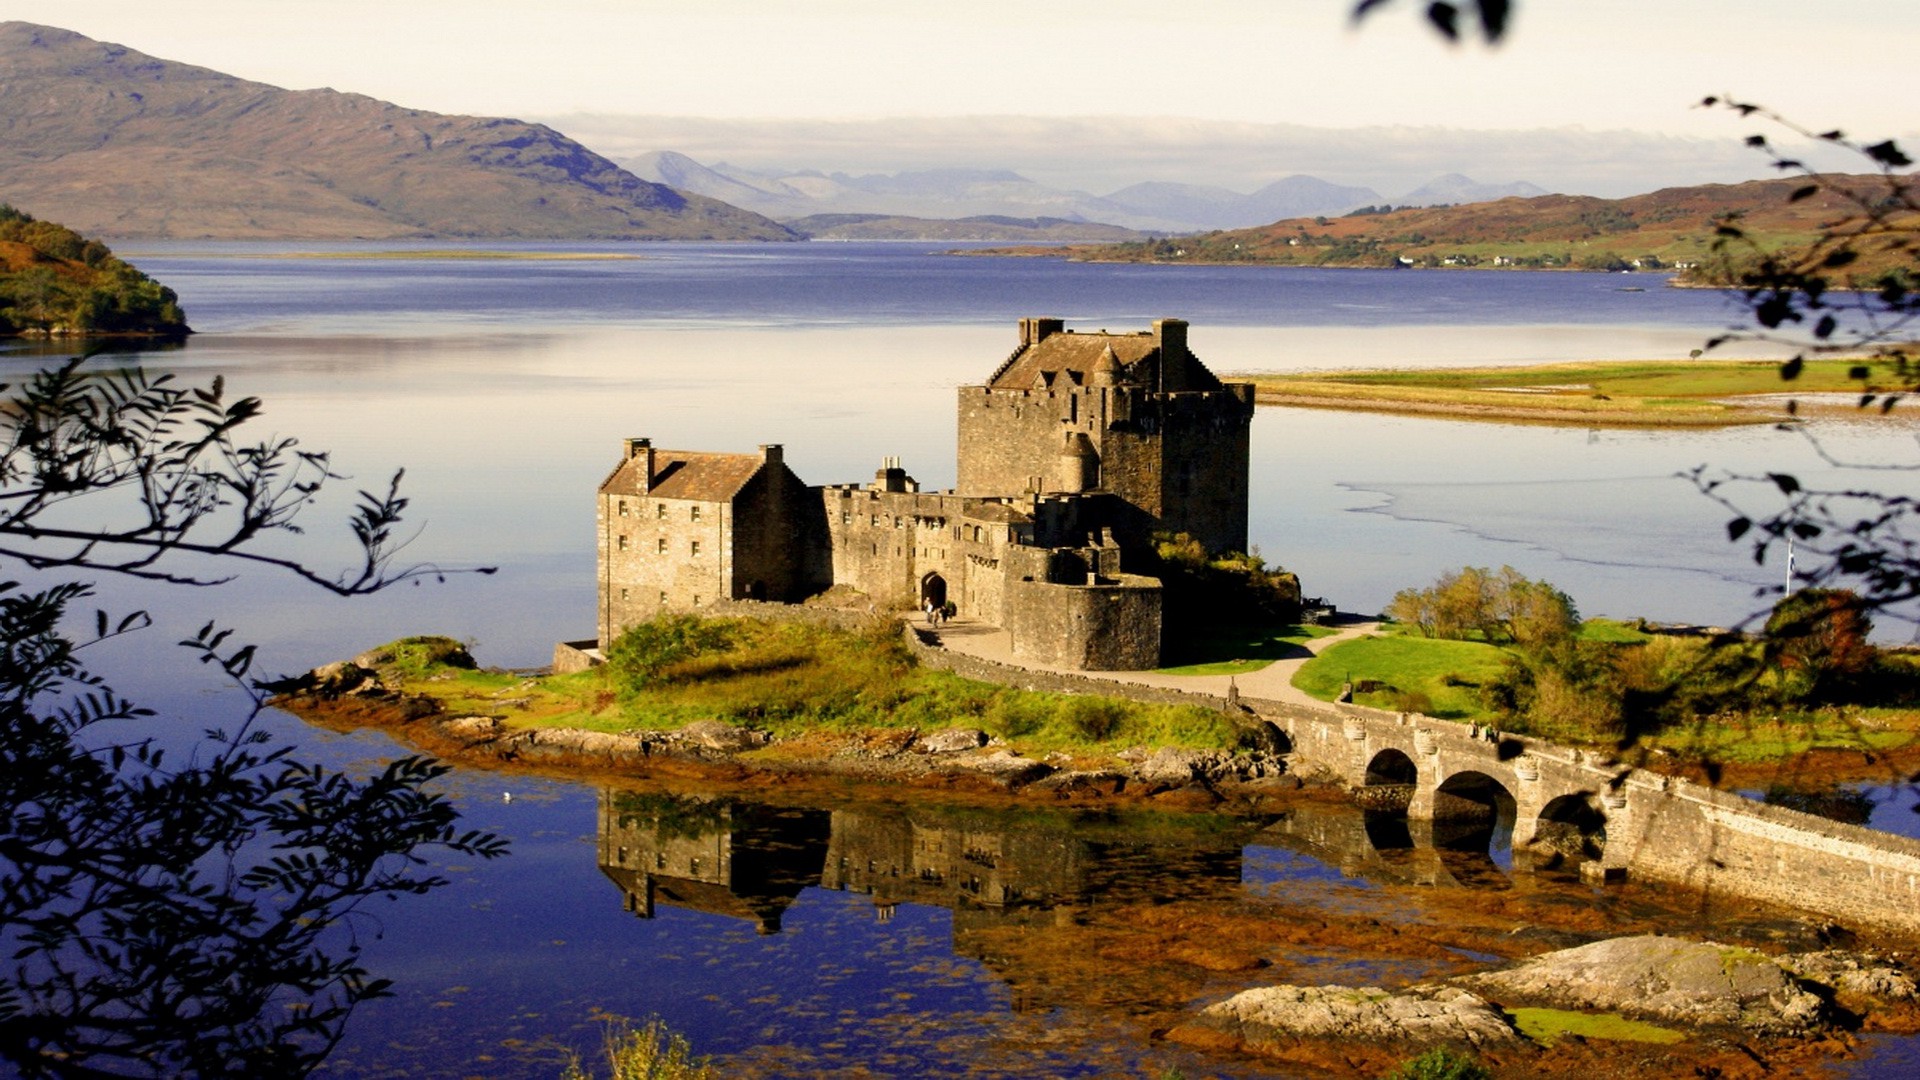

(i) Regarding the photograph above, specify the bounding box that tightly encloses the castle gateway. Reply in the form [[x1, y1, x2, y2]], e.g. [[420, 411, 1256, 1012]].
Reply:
[[594, 318, 1254, 670]]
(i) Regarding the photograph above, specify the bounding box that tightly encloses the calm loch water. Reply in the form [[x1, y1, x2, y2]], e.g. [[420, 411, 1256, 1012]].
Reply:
[[10, 242, 1917, 1076]]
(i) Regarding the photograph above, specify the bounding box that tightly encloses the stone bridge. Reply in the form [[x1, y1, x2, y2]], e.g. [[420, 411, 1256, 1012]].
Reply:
[[899, 620, 1920, 938], [1262, 696, 1920, 937]]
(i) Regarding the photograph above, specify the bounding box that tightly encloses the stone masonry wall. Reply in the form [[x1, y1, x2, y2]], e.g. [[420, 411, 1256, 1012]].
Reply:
[[598, 490, 734, 646]]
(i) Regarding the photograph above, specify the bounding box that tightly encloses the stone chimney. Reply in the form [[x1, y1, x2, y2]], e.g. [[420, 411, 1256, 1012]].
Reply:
[[760, 443, 783, 468], [625, 437, 655, 493], [1152, 318, 1187, 360], [1019, 317, 1065, 347]]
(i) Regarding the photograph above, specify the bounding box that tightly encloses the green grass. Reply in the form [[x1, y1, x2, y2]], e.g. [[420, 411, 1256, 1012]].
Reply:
[[1291, 631, 1509, 720], [1508, 1007, 1685, 1046], [1155, 622, 1336, 675], [380, 618, 1241, 757], [1577, 618, 1653, 644]]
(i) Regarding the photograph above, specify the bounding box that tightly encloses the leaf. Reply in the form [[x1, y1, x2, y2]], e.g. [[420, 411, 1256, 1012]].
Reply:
[[1425, 1, 1460, 40], [1814, 316, 1836, 340], [1770, 473, 1802, 494], [1727, 517, 1752, 541], [1780, 357, 1803, 381], [1788, 184, 1819, 202], [1865, 139, 1913, 168]]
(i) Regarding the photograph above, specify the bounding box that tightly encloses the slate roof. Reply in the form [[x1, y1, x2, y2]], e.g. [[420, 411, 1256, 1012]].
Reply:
[[987, 329, 1223, 392], [599, 449, 764, 502]]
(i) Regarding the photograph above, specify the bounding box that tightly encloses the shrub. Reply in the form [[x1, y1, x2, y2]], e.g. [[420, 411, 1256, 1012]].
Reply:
[[562, 1017, 716, 1080], [1381, 1047, 1490, 1080], [606, 614, 739, 690]]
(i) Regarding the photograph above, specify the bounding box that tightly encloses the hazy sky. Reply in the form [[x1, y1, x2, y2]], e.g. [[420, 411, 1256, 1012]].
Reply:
[[10, 0, 1916, 196]]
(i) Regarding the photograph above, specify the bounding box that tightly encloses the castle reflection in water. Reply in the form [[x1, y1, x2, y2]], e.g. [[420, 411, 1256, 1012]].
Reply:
[[596, 790, 1251, 938]]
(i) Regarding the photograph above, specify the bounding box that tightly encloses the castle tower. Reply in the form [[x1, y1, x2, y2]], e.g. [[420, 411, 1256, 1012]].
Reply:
[[956, 318, 1253, 555]]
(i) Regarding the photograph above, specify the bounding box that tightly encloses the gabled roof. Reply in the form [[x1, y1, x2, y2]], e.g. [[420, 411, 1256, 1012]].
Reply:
[[986, 327, 1223, 393], [599, 449, 765, 502]]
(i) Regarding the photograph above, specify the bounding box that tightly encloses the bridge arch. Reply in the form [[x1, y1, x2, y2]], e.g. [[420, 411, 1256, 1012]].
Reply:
[[1531, 792, 1608, 864], [1431, 770, 1518, 886], [1356, 748, 1418, 815]]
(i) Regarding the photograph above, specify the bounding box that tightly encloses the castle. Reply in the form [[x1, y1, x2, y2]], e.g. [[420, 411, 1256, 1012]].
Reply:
[[590, 318, 1254, 670]]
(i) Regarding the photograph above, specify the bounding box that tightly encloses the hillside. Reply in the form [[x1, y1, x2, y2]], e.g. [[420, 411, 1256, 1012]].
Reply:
[[1045, 175, 1917, 280], [0, 205, 187, 336], [0, 22, 795, 241]]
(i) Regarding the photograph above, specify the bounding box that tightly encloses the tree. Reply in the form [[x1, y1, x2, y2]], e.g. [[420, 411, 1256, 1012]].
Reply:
[[1765, 588, 1876, 702], [0, 356, 505, 1077]]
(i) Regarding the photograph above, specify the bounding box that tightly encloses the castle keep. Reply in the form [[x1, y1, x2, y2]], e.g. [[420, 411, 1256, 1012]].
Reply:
[[594, 318, 1254, 670]]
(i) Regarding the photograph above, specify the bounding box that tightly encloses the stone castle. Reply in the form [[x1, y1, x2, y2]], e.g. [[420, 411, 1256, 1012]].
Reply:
[[592, 318, 1254, 670]]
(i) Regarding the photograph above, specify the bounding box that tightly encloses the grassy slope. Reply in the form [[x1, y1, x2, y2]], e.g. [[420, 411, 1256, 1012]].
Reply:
[[388, 621, 1242, 757]]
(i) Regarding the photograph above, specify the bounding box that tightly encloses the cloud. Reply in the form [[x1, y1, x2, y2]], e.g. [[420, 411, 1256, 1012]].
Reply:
[[544, 113, 1874, 200]]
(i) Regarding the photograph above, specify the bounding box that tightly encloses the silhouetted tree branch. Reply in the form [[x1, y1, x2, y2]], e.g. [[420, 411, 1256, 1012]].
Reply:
[[0, 354, 505, 1077]]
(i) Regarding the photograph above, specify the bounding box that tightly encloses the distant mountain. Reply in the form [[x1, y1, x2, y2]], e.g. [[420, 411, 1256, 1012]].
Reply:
[[1102, 175, 1384, 231], [1042, 175, 1915, 279], [626, 152, 1546, 234], [1397, 173, 1550, 207], [786, 213, 1151, 242], [626, 155, 1168, 229], [0, 23, 795, 240]]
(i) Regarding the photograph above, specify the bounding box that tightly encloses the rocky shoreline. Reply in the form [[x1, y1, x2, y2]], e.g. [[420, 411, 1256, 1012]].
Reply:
[[274, 650, 1920, 1078]]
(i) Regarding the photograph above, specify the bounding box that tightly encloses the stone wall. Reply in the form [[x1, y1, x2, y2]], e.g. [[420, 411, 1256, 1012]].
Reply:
[[1003, 573, 1163, 670], [730, 460, 830, 603], [598, 489, 735, 646], [903, 625, 1226, 711], [1613, 777, 1920, 936]]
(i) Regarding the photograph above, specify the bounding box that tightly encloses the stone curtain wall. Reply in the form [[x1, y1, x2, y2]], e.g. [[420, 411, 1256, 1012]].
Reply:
[[1003, 575, 1163, 670]]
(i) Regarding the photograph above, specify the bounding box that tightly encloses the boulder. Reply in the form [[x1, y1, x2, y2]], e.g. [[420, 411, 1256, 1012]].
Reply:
[[673, 719, 768, 753], [915, 728, 988, 753], [938, 750, 1054, 788], [1458, 934, 1826, 1035], [1136, 747, 1208, 785], [1778, 950, 1919, 1005], [1175, 983, 1518, 1054]]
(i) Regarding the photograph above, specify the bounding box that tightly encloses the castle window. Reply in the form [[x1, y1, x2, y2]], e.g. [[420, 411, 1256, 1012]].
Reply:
[[691, 540, 701, 556], [842, 510, 851, 524], [616, 535, 628, 551], [656, 503, 666, 519], [659, 591, 667, 604], [656, 538, 667, 553], [692, 595, 700, 606], [690, 505, 702, 522], [870, 514, 878, 527], [617, 500, 628, 517], [619, 588, 629, 601]]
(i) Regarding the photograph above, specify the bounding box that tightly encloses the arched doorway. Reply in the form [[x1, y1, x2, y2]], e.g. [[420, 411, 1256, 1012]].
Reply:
[[920, 572, 947, 610]]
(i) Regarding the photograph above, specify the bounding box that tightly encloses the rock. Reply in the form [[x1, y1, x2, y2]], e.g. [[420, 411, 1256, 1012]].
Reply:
[[673, 719, 768, 753], [1174, 983, 1518, 1054], [307, 661, 384, 697], [1030, 769, 1127, 796], [915, 728, 988, 753], [939, 750, 1054, 789], [1779, 950, 1919, 1005], [440, 715, 502, 740], [1137, 747, 1207, 784], [1458, 934, 1826, 1035]]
